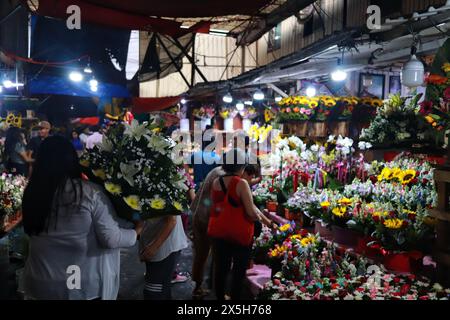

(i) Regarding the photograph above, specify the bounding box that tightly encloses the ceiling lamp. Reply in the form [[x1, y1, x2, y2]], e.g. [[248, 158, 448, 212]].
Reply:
[[401, 46, 424, 88], [223, 92, 233, 104], [306, 86, 316, 97], [84, 63, 93, 74], [331, 55, 348, 82], [69, 71, 83, 82], [275, 96, 282, 102], [253, 89, 265, 101], [0, 86, 2, 93], [2, 80, 13, 88], [181, 98, 187, 104], [236, 101, 244, 111]]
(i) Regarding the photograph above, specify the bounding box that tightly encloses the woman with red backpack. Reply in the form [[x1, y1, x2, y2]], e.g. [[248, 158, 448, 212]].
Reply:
[[208, 149, 275, 300]]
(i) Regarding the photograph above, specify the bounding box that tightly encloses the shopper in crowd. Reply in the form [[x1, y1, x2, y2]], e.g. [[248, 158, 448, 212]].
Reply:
[[71, 130, 84, 157], [26, 121, 51, 161], [85, 125, 103, 149], [190, 130, 220, 191], [190, 165, 223, 299], [139, 213, 188, 300], [79, 126, 91, 147], [210, 149, 275, 300], [4, 126, 34, 176], [22, 136, 143, 300]]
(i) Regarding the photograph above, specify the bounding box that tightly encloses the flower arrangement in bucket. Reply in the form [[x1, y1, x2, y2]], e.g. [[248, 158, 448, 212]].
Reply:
[[192, 106, 215, 120], [276, 96, 315, 122], [0, 173, 27, 232], [80, 120, 189, 220]]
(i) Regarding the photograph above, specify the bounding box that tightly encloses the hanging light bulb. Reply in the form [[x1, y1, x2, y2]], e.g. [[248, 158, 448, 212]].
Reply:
[[69, 71, 83, 82], [331, 56, 348, 82], [236, 101, 244, 111], [274, 96, 282, 102], [253, 89, 265, 101], [401, 45, 424, 88], [181, 98, 187, 104], [306, 86, 316, 97], [3, 80, 13, 88], [0, 86, 2, 93], [84, 63, 93, 74], [89, 78, 98, 87], [223, 92, 233, 104]]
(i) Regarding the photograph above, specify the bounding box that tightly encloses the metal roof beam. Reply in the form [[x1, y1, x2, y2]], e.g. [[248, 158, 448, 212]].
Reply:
[[237, 0, 316, 46]]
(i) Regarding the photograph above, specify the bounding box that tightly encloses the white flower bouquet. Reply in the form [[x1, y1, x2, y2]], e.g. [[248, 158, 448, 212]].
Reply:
[[80, 120, 189, 220]]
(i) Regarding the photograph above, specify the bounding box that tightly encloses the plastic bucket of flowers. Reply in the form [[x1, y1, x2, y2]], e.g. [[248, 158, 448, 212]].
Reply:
[[382, 251, 423, 273], [330, 225, 360, 247], [314, 220, 333, 239], [266, 201, 278, 213]]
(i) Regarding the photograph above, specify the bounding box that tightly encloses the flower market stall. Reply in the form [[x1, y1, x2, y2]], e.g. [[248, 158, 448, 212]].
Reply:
[[248, 126, 450, 299]]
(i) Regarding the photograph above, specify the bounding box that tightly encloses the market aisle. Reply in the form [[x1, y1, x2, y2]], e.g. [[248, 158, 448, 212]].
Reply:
[[118, 239, 204, 300]]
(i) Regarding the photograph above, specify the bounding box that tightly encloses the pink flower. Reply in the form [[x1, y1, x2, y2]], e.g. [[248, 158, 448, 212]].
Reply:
[[300, 108, 306, 113], [286, 108, 292, 113], [305, 109, 312, 115], [444, 87, 450, 101]]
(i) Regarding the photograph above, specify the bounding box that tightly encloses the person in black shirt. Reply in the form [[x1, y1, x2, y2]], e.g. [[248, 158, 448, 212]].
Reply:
[[27, 121, 51, 161]]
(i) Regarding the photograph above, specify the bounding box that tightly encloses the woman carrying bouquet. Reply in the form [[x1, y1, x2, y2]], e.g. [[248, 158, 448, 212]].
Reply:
[[22, 136, 144, 300]]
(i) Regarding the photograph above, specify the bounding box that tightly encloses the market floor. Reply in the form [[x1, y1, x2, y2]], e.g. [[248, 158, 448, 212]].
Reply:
[[118, 239, 214, 300]]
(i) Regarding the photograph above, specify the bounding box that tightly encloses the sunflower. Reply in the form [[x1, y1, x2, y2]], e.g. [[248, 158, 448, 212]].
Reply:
[[443, 63, 450, 73], [324, 98, 337, 107], [300, 236, 316, 247], [383, 218, 404, 229], [400, 169, 416, 185], [337, 197, 353, 206], [320, 201, 330, 208], [279, 224, 291, 232], [309, 100, 319, 108], [332, 206, 347, 217], [299, 97, 309, 105], [370, 99, 383, 107]]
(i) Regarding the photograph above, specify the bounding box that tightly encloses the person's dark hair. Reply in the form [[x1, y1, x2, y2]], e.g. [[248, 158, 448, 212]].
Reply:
[[222, 148, 247, 174], [22, 136, 83, 236], [244, 164, 258, 176], [90, 125, 100, 132], [4, 126, 24, 157]]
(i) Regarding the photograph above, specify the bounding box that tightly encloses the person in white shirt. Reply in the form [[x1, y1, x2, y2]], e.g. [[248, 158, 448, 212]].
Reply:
[[79, 127, 91, 147], [85, 126, 103, 150]]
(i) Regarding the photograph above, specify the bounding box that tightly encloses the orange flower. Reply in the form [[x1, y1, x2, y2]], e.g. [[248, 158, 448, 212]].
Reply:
[[426, 74, 448, 85], [293, 107, 300, 113]]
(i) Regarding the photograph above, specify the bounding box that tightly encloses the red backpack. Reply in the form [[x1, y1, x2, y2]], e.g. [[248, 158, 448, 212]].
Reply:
[[207, 176, 254, 246]]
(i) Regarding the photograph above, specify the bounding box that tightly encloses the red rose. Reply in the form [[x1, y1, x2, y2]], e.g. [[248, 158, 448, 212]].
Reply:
[[305, 260, 310, 268], [300, 287, 307, 293], [400, 284, 411, 296], [409, 178, 418, 185], [422, 178, 429, 184], [369, 176, 377, 184], [419, 101, 433, 115], [402, 220, 409, 227], [393, 277, 400, 284], [300, 229, 308, 237], [269, 187, 274, 193], [389, 211, 396, 218], [356, 287, 365, 292], [373, 216, 380, 223], [294, 282, 301, 286], [273, 279, 281, 286], [408, 214, 416, 221], [331, 283, 340, 289], [419, 296, 429, 300]]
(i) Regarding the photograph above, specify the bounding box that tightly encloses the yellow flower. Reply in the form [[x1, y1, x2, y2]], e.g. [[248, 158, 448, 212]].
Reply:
[[104, 182, 122, 195], [290, 234, 302, 241], [332, 206, 347, 217], [173, 201, 183, 211], [123, 195, 141, 211], [384, 218, 404, 229], [443, 62, 450, 73], [279, 224, 291, 232], [378, 167, 391, 181], [92, 169, 106, 180], [320, 201, 330, 208], [309, 100, 319, 108], [150, 197, 166, 210], [337, 197, 353, 206], [80, 159, 90, 167], [425, 115, 434, 124], [371, 99, 383, 107], [399, 169, 416, 185], [372, 211, 388, 218], [299, 97, 309, 105], [391, 167, 402, 180], [403, 209, 416, 216], [300, 236, 316, 247]]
